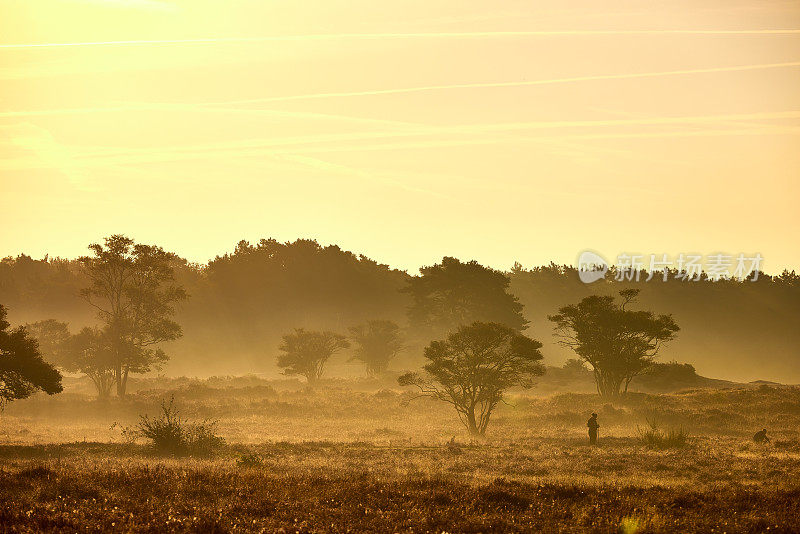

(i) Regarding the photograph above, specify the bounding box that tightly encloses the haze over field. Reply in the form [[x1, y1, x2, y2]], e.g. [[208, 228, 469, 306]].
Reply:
[[2, 0, 800, 273], [2, 241, 799, 384], [3, 3, 800, 533]]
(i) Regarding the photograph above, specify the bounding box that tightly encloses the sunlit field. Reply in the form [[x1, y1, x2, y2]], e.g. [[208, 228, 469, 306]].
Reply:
[[2, 0, 799, 531], [2, 378, 799, 532]]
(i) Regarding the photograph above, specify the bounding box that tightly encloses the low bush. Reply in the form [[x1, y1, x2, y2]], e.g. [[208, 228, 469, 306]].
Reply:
[[134, 396, 225, 456], [637, 418, 689, 449], [236, 453, 263, 467]]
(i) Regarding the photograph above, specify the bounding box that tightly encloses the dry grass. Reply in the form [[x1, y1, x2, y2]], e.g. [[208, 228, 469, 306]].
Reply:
[[1, 379, 799, 532]]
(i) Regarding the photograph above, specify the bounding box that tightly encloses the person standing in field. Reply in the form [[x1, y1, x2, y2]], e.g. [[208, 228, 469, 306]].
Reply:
[[587, 413, 599, 445]]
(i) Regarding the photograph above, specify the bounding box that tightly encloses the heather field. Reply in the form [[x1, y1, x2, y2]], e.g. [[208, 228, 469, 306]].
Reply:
[[1, 379, 799, 532], [3, 0, 800, 530]]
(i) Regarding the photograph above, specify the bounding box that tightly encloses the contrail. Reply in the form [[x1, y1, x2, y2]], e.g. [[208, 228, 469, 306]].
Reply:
[[7, 69, 799, 119], [5, 120, 797, 174], [216, 62, 800, 105], [5, 126, 795, 172], [1, 29, 800, 49], [5, 111, 799, 157], [0, 104, 423, 129], [36, 110, 800, 162]]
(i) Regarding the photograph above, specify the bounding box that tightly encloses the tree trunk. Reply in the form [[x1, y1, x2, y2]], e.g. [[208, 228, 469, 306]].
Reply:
[[595, 371, 624, 399], [114, 360, 122, 397], [466, 409, 480, 436], [116, 368, 129, 397], [478, 417, 489, 436], [98, 379, 111, 400]]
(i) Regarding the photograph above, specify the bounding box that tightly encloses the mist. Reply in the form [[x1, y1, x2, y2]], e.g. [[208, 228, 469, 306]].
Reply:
[[2, 239, 797, 383]]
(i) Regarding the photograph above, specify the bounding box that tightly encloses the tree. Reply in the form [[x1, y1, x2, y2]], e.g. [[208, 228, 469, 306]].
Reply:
[[204, 239, 408, 359], [632, 361, 702, 393], [79, 235, 186, 397], [277, 329, 349, 384], [398, 322, 544, 436], [24, 319, 71, 368], [25, 320, 116, 399], [348, 320, 403, 376], [404, 257, 527, 340], [66, 327, 117, 399], [548, 289, 679, 397], [0, 304, 62, 410], [562, 358, 589, 375]]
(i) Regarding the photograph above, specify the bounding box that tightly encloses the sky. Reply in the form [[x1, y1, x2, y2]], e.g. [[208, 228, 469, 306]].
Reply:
[[1, 0, 799, 273]]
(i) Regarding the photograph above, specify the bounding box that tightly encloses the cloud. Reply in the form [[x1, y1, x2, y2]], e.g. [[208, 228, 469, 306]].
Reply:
[[1, 29, 798, 48]]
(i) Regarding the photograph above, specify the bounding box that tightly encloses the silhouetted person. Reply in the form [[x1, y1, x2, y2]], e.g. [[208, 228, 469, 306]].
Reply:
[[587, 413, 599, 445], [753, 428, 770, 444]]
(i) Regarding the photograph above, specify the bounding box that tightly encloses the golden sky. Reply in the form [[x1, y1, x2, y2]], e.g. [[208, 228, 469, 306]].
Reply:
[[1, 0, 799, 272]]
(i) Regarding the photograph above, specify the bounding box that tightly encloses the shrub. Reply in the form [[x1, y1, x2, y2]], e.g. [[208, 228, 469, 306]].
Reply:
[[135, 396, 224, 456], [632, 361, 701, 393], [236, 453, 264, 467], [637, 418, 689, 449]]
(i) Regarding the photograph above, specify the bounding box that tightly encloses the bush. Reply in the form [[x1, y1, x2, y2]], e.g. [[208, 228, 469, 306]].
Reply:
[[135, 396, 224, 456], [632, 362, 702, 393], [637, 418, 689, 449], [236, 452, 264, 467]]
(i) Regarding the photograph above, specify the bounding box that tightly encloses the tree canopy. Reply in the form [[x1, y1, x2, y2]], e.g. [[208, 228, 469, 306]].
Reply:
[[0, 304, 62, 409], [548, 289, 679, 397], [24, 319, 70, 369], [348, 320, 403, 376], [26, 320, 116, 399], [67, 327, 117, 399], [79, 235, 186, 396], [2, 241, 798, 381], [399, 322, 544, 436], [405, 257, 527, 340], [277, 328, 350, 384]]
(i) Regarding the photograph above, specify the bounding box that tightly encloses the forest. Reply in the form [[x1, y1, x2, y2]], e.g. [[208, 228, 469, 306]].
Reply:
[[2, 236, 798, 382]]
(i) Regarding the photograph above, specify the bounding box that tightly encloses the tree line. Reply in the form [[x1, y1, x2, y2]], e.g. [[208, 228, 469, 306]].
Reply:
[[5, 235, 679, 438], [2, 234, 799, 434], [2, 239, 797, 381]]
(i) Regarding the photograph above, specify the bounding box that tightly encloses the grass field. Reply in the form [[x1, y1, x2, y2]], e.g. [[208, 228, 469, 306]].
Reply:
[[1, 378, 799, 532]]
